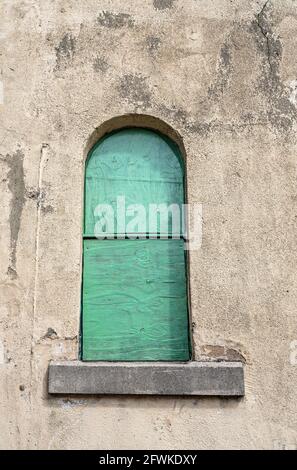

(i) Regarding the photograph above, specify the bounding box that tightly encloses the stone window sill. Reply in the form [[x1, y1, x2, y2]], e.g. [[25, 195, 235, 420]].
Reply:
[[48, 361, 244, 396]]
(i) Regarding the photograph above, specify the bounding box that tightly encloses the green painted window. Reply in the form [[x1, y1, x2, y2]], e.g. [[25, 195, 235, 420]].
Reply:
[[82, 128, 190, 361]]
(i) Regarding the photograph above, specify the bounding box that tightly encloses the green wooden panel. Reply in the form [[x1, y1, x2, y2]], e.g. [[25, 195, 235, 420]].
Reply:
[[84, 128, 184, 236], [82, 239, 190, 361], [82, 128, 189, 361]]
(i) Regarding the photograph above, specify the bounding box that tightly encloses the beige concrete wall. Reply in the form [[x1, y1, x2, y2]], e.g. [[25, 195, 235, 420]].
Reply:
[[0, 0, 297, 449]]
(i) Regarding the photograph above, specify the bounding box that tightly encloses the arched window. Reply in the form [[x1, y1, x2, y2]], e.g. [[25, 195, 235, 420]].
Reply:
[[82, 128, 190, 361]]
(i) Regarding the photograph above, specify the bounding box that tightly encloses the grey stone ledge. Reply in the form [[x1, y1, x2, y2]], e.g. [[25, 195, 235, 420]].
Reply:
[[48, 361, 244, 396]]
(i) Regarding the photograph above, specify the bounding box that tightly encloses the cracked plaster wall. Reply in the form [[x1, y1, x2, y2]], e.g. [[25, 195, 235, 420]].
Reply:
[[0, 0, 297, 449]]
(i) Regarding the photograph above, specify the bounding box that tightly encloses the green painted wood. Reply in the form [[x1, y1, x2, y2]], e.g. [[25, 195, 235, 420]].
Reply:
[[82, 239, 189, 361], [82, 128, 190, 361], [84, 128, 184, 236]]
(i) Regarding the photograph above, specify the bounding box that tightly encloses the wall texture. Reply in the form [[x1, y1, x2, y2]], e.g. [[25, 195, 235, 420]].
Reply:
[[0, 0, 297, 449]]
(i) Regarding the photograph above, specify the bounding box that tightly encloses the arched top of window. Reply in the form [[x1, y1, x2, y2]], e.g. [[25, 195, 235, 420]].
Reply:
[[84, 128, 185, 237], [86, 127, 184, 173]]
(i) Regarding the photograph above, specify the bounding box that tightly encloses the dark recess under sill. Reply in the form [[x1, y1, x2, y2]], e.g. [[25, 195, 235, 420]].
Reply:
[[48, 360, 244, 396]]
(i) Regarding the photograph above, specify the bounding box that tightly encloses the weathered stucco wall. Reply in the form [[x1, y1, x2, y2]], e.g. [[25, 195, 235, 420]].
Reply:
[[0, 0, 297, 449]]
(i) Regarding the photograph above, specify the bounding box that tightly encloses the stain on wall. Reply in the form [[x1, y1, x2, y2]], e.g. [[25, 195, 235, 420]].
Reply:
[[93, 56, 109, 73], [118, 73, 152, 108], [3, 150, 25, 279], [153, 0, 175, 11], [55, 33, 76, 71], [208, 42, 232, 99], [97, 11, 134, 29], [146, 36, 161, 56]]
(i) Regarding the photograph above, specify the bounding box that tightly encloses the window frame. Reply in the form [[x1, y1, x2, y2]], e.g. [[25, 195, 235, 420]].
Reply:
[[48, 115, 244, 397]]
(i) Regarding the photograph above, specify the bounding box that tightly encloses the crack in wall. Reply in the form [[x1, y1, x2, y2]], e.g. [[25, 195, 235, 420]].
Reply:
[[252, 0, 297, 132], [255, 0, 274, 74], [29, 143, 49, 402], [38, 328, 77, 343]]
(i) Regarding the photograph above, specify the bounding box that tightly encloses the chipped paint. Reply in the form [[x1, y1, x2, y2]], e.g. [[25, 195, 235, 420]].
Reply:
[[286, 80, 297, 107]]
